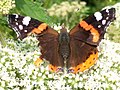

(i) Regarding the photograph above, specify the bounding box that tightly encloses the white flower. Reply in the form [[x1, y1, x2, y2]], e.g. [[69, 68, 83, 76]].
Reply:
[[0, 87, 4, 90], [68, 79, 73, 83], [113, 3, 120, 28], [1, 81, 5, 87], [47, 1, 87, 17], [0, 0, 15, 14], [48, 73, 53, 78]]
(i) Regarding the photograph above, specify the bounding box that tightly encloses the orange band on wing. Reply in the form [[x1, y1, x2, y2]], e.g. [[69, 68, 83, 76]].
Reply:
[[90, 27, 100, 42], [34, 58, 43, 67], [48, 65, 63, 72], [69, 51, 98, 74], [31, 23, 48, 34], [80, 21, 100, 42], [49, 64, 57, 72], [79, 21, 89, 30]]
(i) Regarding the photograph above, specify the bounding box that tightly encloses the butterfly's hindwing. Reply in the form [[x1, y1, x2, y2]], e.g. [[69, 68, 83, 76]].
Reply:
[[68, 38, 98, 73]]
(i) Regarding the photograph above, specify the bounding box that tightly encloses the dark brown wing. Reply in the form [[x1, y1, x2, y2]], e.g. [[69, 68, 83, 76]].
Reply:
[[8, 14, 64, 71], [37, 27, 64, 69], [68, 24, 98, 73], [68, 8, 115, 73], [68, 35, 98, 73], [69, 8, 115, 45]]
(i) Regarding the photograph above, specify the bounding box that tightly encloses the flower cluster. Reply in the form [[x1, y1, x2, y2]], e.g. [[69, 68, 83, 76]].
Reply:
[[47, 1, 87, 17], [0, 0, 15, 14], [0, 35, 120, 89], [47, 1, 89, 29]]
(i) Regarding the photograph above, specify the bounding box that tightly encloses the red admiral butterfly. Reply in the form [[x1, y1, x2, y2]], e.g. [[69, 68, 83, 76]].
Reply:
[[8, 8, 115, 73]]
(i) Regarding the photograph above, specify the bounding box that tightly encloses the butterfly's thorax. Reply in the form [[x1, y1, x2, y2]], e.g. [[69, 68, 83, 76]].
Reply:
[[59, 29, 70, 61]]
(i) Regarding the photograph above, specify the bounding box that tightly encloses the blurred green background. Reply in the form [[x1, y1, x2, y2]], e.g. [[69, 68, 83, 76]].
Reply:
[[0, 0, 120, 46]]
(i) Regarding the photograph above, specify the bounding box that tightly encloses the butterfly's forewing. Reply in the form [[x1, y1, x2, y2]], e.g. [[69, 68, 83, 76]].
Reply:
[[8, 14, 43, 39], [70, 8, 116, 45], [8, 14, 64, 71], [68, 8, 116, 73]]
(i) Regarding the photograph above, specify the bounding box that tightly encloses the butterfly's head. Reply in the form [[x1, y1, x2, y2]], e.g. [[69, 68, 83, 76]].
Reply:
[[60, 24, 68, 33]]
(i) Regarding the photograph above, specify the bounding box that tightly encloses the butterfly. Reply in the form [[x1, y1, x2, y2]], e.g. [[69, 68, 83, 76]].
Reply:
[[8, 7, 115, 73]]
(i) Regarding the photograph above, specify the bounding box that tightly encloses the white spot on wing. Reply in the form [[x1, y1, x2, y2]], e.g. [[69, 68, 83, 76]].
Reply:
[[15, 19, 17, 21], [19, 25, 23, 30], [24, 30, 27, 32], [94, 12, 102, 21], [22, 16, 31, 26], [14, 14, 19, 18], [106, 9, 109, 13], [106, 17, 109, 20], [13, 27, 20, 37], [102, 20, 106, 25], [98, 25, 101, 28], [16, 22, 18, 25]]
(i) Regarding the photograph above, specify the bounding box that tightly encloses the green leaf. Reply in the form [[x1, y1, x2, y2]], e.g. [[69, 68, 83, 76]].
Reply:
[[15, 0, 53, 25]]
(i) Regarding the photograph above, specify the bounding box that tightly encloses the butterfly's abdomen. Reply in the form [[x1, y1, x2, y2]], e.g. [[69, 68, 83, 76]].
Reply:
[[59, 32, 70, 60]]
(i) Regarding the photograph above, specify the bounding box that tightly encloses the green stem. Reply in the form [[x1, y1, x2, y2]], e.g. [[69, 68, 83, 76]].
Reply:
[[0, 30, 6, 46]]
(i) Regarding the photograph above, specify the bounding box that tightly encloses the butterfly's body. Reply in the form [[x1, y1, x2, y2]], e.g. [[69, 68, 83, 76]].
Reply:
[[8, 8, 116, 73], [59, 28, 70, 68]]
